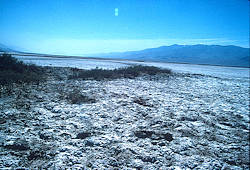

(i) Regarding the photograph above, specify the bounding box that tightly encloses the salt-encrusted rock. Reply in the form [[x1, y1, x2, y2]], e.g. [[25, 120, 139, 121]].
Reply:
[[0, 67, 248, 169], [4, 139, 29, 151], [51, 107, 62, 113], [134, 130, 173, 142], [0, 118, 6, 124], [134, 130, 154, 139], [28, 149, 46, 160], [85, 140, 95, 147], [137, 155, 157, 163], [38, 132, 51, 140], [151, 132, 173, 141], [76, 132, 91, 139]]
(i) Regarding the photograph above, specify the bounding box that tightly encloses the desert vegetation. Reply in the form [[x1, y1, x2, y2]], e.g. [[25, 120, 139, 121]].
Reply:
[[69, 65, 172, 80], [0, 53, 44, 85], [64, 89, 96, 104], [0, 54, 172, 85]]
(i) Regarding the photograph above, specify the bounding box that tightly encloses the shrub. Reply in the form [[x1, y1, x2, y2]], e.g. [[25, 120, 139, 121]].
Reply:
[[66, 89, 96, 104], [0, 53, 44, 85], [69, 65, 171, 80]]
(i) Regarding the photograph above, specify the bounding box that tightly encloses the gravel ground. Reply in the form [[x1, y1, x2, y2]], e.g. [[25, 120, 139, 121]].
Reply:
[[0, 67, 249, 169]]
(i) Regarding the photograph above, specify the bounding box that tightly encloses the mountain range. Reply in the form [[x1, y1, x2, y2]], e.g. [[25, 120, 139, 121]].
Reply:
[[1, 44, 249, 67], [0, 43, 16, 52], [94, 44, 249, 67]]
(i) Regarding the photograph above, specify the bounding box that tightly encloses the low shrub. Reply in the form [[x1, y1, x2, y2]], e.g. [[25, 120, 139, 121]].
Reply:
[[69, 65, 171, 80], [0, 53, 44, 85], [66, 89, 96, 104]]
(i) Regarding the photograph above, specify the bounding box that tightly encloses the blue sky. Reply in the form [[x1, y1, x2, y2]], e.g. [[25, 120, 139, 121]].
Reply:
[[0, 0, 249, 55]]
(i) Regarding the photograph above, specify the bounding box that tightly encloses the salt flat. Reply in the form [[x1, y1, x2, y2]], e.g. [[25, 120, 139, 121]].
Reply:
[[14, 55, 250, 79], [0, 65, 249, 169]]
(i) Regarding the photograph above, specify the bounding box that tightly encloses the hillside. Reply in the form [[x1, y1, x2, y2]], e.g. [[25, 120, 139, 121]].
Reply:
[[0, 44, 14, 52], [95, 44, 250, 67]]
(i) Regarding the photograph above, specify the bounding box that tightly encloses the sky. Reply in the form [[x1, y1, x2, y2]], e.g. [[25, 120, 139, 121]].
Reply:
[[0, 0, 249, 55]]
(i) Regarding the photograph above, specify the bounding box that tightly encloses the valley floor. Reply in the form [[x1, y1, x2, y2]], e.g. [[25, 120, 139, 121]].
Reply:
[[0, 67, 249, 169]]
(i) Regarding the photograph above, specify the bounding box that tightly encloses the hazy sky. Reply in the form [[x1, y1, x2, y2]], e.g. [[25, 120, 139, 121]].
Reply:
[[0, 0, 249, 55]]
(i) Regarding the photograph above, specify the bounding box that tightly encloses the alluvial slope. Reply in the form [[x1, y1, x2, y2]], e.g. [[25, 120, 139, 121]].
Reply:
[[0, 67, 249, 169]]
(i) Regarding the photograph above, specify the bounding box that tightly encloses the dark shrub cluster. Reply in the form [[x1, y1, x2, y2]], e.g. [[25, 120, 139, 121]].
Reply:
[[69, 65, 171, 80], [0, 53, 44, 85], [66, 89, 96, 104]]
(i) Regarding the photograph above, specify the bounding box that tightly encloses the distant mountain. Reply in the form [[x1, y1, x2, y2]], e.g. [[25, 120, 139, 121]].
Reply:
[[0, 44, 29, 54], [95, 44, 250, 67], [0, 43, 15, 52], [1, 43, 249, 67]]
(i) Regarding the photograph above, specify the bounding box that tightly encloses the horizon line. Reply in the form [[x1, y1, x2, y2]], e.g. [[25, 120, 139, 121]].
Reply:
[[1, 43, 249, 57]]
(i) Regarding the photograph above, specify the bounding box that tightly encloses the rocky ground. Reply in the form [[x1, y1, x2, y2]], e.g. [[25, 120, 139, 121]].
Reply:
[[0, 67, 249, 169]]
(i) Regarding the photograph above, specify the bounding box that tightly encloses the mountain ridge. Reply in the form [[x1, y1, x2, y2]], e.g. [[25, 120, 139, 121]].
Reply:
[[94, 44, 249, 67], [1, 44, 249, 67]]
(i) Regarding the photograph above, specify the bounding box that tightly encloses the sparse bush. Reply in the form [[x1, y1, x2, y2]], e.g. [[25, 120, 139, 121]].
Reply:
[[0, 53, 45, 85], [66, 89, 96, 104], [69, 65, 171, 80], [133, 97, 153, 107]]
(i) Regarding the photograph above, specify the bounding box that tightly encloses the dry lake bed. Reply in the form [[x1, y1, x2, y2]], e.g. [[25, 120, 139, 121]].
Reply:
[[0, 57, 249, 169]]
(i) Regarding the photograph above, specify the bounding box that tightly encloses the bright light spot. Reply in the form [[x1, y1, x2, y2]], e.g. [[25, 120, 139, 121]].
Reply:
[[115, 8, 118, 16]]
